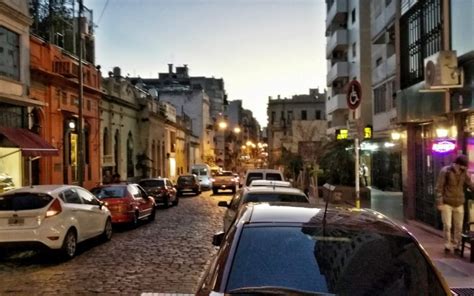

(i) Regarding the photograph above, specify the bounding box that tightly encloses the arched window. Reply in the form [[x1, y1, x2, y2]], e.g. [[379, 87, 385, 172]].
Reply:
[[152, 140, 156, 176], [127, 132, 134, 178], [114, 129, 120, 174]]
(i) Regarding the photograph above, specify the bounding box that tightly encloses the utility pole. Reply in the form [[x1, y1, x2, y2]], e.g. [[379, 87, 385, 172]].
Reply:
[[77, 0, 84, 186]]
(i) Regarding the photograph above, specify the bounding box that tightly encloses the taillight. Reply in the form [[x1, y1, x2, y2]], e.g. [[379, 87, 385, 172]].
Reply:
[[210, 178, 215, 182], [45, 199, 62, 218]]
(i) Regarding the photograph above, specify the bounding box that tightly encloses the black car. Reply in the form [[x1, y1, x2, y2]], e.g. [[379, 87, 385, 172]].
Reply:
[[197, 203, 451, 296], [138, 178, 178, 208], [176, 174, 201, 196]]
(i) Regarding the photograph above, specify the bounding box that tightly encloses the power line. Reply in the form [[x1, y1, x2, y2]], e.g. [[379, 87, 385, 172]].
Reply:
[[97, 0, 111, 25]]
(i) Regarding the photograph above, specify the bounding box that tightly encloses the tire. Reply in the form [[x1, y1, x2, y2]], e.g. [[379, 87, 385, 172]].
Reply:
[[131, 212, 139, 227], [163, 196, 170, 209], [101, 218, 113, 241], [172, 195, 179, 206], [213, 188, 218, 195], [61, 229, 77, 260], [148, 208, 156, 222]]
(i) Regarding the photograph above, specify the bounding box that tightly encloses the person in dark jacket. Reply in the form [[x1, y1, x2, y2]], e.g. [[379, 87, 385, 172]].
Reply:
[[435, 155, 474, 252]]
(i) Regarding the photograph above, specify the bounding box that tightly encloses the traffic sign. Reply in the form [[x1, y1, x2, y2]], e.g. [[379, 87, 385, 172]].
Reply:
[[347, 80, 362, 110]]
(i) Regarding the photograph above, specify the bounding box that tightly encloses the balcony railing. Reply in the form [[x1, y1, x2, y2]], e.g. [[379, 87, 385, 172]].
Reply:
[[326, 93, 347, 114], [372, 54, 396, 85], [327, 62, 349, 86], [326, 0, 348, 33], [371, 0, 396, 40], [326, 30, 348, 58]]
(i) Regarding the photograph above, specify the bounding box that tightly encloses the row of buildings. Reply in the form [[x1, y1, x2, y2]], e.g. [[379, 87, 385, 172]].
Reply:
[[323, 0, 474, 229], [0, 0, 261, 191]]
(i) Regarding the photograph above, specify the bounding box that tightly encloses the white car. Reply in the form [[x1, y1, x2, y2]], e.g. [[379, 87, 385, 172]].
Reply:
[[0, 185, 113, 259], [249, 180, 292, 188], [243, 169, 285, 187]]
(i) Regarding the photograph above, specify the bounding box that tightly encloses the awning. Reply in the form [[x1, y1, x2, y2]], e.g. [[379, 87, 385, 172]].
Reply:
[[0, 127, 58, 157]]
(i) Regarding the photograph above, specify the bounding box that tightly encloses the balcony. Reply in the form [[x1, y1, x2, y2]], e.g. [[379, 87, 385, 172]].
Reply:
[[371, 0, 396, 41], [326, 93, 347, 114], [326, 30, 348, 58], [372, 54, 396, 85], [326, 0, 348, 34], [327, 61, 349, 86]]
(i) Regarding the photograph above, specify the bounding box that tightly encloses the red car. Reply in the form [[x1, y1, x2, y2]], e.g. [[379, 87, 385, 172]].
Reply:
[[90, 183, 156, 226]]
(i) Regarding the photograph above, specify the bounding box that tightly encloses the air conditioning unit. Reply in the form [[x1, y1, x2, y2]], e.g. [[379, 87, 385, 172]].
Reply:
[[424, 51, 463, 89]]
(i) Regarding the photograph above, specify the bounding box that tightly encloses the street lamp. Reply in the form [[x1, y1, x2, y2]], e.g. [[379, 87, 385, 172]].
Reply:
[[218, 121, 228, 130], [233, 127, 241, 134]]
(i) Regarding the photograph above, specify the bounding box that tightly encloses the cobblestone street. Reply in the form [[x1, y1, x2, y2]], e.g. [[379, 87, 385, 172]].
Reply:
[[0, 191, 232, 295]]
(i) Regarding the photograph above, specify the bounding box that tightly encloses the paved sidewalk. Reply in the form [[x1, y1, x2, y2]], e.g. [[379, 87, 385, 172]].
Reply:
[[369, 188, 474, 289]]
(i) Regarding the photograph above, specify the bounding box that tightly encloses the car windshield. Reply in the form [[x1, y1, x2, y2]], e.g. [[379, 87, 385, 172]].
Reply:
[[90, 187, 126, 199], [178, 176, 194, 182], [139, 180, 165, 188], [191, 169, 208, 176], [244, 193, 308, 203], [227, 226, 446, 295], [215, 171, 233, 177], [0, 193, 53, 211], [246, 173, 263, 186], [266, 173, 282, 181]]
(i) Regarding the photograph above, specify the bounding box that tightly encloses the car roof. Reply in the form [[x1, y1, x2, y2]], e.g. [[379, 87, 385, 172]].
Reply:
[[246, 169, 282, 173], [243, 186, 305, 195], [178, 174, 196, 177], [139, 178, 166, 181], [1, 184, 81, 196], [242, 203, 406, 235]]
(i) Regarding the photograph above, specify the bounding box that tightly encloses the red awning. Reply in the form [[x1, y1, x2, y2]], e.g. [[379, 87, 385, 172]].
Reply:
[[0, 127, 58, 157]]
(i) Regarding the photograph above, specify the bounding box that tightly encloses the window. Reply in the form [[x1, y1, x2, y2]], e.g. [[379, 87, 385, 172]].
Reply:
[[386, 0, 392, 6], [0, 26, 20, 80], [170, 131, 176, 152], [127, 132, 134, 178], [77, 188, 99, 205], [352, 43, 357, 58], [374, 85, 387, 114], [61, 189, 82, 204], [301, 110, 307, 120], [376, 57, 383, 67], [271, 111, 275, 124], [391, 80, 397, 108], [351, 8, 356, 23], [287, 111, 293, 122], [315, 110, 321, 120], [128, 185, 142, 198]]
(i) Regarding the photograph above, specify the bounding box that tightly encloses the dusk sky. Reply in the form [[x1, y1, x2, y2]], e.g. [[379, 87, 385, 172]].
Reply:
[[85, 0, 327, 127]]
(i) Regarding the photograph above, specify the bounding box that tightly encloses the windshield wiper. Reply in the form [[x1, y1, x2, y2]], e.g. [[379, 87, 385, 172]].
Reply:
[[228, 286, 335, 295]]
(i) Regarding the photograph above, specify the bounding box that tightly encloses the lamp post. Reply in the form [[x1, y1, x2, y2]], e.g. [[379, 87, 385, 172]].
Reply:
[[218, 120, 227, 168], [77, 0, 84, 186]]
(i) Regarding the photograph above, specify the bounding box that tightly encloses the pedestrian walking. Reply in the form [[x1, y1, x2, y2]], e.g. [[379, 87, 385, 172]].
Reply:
[[435, 155, 474, 253]]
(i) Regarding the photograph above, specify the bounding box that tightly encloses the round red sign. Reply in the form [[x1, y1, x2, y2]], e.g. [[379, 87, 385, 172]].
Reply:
[[346, 80, 362, 110]]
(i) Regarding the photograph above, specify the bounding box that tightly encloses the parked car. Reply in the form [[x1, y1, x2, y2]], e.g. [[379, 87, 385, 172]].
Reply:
[[90, 183, 156, 226], [138, 178, 178, 208], [212, 170, 238, 194], [191, 164, 213, 190], [0, 185, 112, 259], [197, 203, 451, 295], [218, 185, 309, 232], [243, 169, 285, 187], [176, 174, 201, 196]]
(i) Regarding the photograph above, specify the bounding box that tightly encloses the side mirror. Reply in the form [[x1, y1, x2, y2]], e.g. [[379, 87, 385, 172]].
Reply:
[[212, 232, 225, 246], [99, 200, 106, 209], [218, 201, 229, 208]]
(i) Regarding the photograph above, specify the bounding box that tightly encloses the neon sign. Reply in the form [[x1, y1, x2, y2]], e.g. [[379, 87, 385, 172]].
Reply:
[[432, 140, 456, 153]]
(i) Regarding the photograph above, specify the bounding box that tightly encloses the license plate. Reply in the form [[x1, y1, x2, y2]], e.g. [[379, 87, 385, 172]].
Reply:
[[8, 216, 24, 226]]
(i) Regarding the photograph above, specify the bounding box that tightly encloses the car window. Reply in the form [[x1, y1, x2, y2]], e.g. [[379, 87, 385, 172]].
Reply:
[[178, 176, 194, 182], [166, 180, 173, 187], [61, 189, 82, 204], [217, 171, 233, 177], [128, 185, 142, 198], [76, 188, 100, 205], [192, 168, 208, 176], [0, 193, 53, 211], [246, 173, 263, 186], [226, 226, 446, 295], [266, 173, 283, 181], [90, 186, 126, 199], [244, 193, 308, 203], [136, 185, 149, 198], [139, 180, 165, 187]]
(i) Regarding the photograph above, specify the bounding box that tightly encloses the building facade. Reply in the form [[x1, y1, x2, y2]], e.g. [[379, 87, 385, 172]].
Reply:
[[397, 0, 474, 228]]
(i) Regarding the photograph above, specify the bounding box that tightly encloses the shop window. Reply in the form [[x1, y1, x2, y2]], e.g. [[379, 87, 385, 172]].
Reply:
[[70, 132, 78, 182], [0, 26, 20, 80]]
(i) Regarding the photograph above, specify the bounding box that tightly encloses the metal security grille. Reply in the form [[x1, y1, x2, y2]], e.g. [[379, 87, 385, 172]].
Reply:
[[400, 0, 443, 89]]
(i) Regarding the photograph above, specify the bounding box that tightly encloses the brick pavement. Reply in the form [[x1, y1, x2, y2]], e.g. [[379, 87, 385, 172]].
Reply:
[[0, 191, 231, 295]]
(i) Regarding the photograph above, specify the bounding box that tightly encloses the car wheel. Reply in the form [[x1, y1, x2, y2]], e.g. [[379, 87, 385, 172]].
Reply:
[[172, 195, 179, 206], [101, 218, 113, 241], [148, 208, 156, 222], [213, 188, 218, 195], [131, 212, 139, 227], [61, 229, 77, 260], [163, 196, 170, 209]]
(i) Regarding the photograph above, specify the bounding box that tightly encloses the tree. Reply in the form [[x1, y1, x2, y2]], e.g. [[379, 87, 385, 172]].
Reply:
[[319, 140, 355, 186]]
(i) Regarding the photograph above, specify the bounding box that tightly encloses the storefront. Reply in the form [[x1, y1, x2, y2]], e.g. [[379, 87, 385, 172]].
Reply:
[[0, 127, 58, 191]]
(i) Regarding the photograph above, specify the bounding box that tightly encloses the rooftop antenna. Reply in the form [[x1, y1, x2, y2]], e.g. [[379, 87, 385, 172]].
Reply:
[[322, 183, 335, 236]]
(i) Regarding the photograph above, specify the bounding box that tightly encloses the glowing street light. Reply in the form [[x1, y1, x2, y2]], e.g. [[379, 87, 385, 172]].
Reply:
[[218, 121, 228, 130], [233, 126, 241, 134]]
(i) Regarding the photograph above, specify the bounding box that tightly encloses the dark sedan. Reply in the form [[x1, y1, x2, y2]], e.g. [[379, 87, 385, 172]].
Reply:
[[197, 203, 451, 296], [176, 174, 201, 196], [138, 178, 178, 208]]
